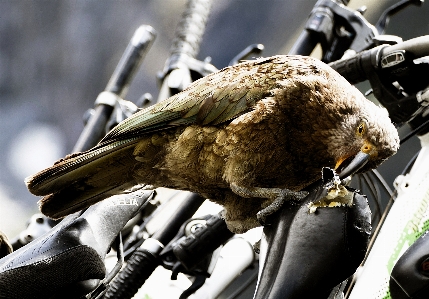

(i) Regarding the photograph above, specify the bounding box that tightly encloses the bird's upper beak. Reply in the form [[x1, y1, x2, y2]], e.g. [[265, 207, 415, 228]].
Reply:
[[335, 140, 376, 179], [337, 151, 369, 179]]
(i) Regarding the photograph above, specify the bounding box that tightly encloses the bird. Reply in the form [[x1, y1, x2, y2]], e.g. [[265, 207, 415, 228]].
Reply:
[[25, 55, 400, 234]]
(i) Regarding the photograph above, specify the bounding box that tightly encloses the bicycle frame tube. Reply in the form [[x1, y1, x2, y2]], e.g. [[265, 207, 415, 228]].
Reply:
[[348, 131, 429, 298]]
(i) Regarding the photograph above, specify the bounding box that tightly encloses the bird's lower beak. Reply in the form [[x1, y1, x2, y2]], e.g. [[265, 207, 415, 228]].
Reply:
[[337, 151, 370, 179]]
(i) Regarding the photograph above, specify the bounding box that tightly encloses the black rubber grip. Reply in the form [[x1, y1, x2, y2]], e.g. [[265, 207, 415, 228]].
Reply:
[[173, 213, 234, 271], [105, 25, 156, 97], [169, 0, 212, 59], [330, 36, 429, 84], [72, 26, 156, 153], [103, 248, 159, 299], [328, 48, 374, 84]]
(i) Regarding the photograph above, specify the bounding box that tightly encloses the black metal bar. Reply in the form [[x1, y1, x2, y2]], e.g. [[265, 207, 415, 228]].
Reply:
[[73, 25, 156, 152], [169, 0, 212, 59], [288, 30, 320, 55], [106, 25, 156, 98], [103, 192, 205, 299], [153, 192, 206, 245], [157, 0, 213, 103]]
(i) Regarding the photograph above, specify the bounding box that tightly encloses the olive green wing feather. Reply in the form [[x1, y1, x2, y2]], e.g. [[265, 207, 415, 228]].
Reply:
[[100, 56, 276, 144], [25, 57, 278, 217]]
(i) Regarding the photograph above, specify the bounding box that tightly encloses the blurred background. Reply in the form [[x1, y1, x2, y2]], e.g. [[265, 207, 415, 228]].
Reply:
[[0, 0, 428, 240]]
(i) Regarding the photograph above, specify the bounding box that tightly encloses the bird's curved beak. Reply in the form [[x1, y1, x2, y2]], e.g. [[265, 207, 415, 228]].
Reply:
[[337, 151, 370, 179], [335, 140, 375, 179]]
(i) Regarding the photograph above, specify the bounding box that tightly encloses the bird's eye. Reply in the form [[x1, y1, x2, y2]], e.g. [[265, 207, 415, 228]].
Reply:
[[356, 122, 366, 136]]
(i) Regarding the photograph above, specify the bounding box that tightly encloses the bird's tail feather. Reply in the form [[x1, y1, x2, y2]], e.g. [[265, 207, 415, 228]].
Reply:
[[25, 138, 141, 218], [39, 182, 139, 219]]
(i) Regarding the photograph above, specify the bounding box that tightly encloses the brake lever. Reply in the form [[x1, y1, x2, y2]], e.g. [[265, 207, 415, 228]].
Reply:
[[296, 0, 378, 62], [375, 0, 424, 34]]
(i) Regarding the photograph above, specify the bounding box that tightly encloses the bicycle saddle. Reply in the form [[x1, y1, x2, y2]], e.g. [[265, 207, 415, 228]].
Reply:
[[0, 187, 154, 299], [254, 173, 372, 299], [390, 229, 429, 299]]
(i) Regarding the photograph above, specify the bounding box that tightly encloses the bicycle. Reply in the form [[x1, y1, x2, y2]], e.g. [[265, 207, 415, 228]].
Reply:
[[0, 1, 428, 296]]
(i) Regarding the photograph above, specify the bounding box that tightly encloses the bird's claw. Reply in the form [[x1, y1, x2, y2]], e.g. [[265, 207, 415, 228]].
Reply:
[[230, 182, 309, 226], [230, 183, 308, 199], [256, 188, 309, 225]]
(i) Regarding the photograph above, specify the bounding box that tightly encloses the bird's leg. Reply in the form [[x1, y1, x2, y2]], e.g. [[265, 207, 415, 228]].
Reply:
[[230, 183, 308, 225]]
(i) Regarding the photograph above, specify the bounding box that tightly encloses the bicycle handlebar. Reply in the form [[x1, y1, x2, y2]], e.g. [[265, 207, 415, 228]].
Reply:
[[106, 25, 157, 98], [384, 35, 429, 57], [73, 25, 156, 152], [169, 0, 212, 59], [156, 0, 214, 103], [103, 192, 205, 299], [328, 45, 379, 85], [329, 35, 429, 125], [329, 35, 429, 84]]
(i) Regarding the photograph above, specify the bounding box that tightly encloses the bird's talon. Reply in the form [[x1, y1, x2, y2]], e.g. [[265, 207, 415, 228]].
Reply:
[[294, 190, 309, 200], [256, 188, 308, 226]]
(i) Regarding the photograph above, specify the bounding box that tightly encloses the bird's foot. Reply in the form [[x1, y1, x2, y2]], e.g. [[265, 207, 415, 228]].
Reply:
[[256, 188, 308, 225], [230, 183, 308, 225]]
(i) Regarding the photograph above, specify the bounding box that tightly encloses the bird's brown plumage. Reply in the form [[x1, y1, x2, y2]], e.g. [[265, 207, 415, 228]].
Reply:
[[26, 55, 399, 233]]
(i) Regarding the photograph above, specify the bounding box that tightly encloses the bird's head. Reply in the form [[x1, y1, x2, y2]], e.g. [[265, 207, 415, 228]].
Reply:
[[272, 55, 400, 180], [291, 57, 402, 178], [327, 102, 400, 177]]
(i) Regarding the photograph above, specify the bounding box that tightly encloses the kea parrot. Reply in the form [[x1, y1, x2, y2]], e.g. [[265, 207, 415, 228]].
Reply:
[[26, 55, 399, 233]]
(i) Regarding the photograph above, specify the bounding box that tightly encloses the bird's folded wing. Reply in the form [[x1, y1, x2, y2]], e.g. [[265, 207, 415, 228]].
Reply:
[[99, 60, 272, 144], [25, 57, 277, 202]]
